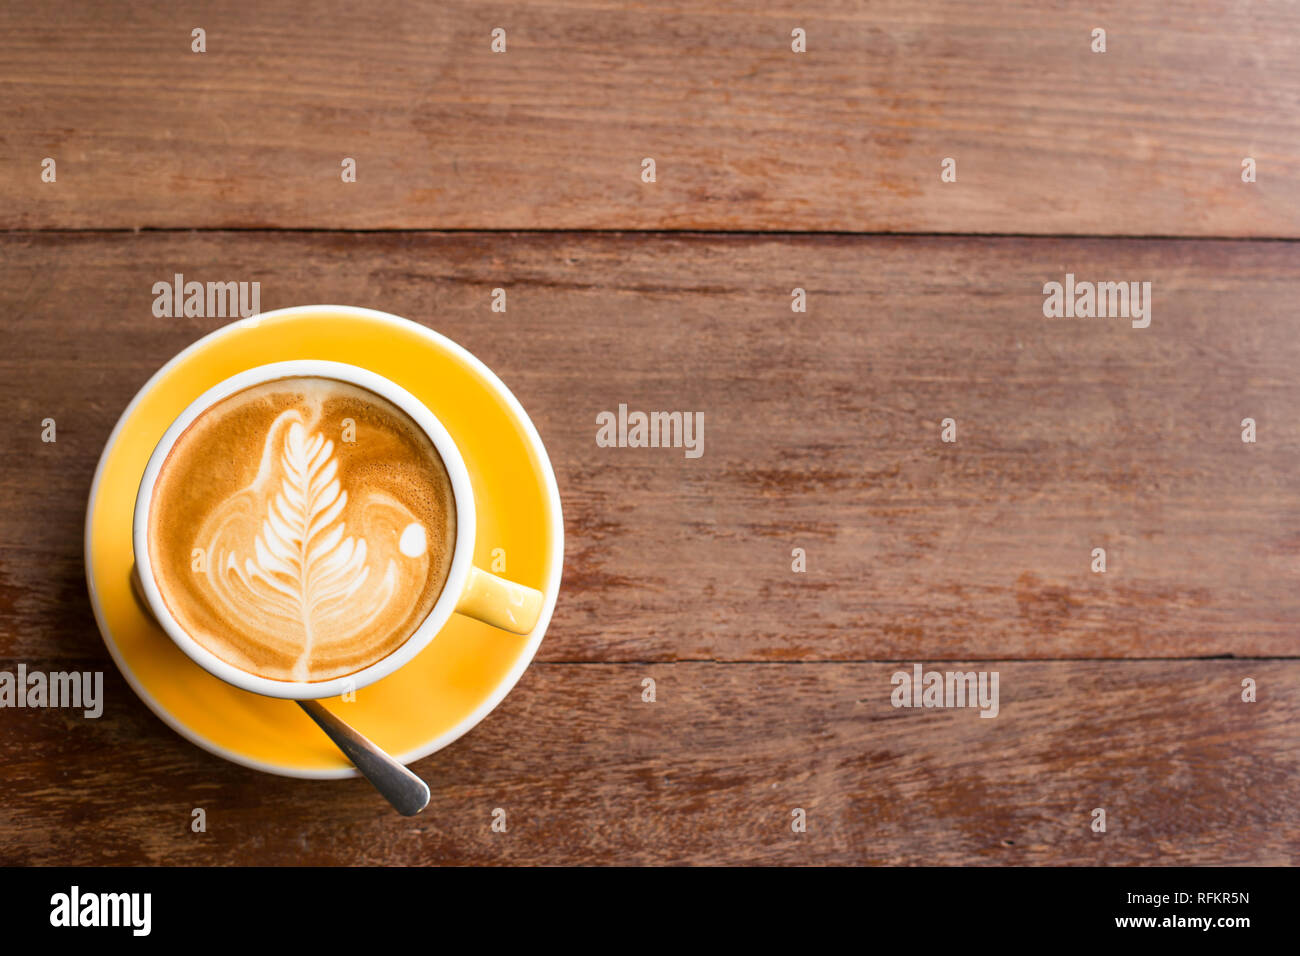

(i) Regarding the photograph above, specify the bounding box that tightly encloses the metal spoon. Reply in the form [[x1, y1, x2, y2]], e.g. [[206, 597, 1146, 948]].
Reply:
[[297, 700, 430, 816], [130, 567, 429, 815]]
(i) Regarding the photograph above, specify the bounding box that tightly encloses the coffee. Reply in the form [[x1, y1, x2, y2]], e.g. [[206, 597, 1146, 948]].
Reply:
[[147, 376, 456, 683]]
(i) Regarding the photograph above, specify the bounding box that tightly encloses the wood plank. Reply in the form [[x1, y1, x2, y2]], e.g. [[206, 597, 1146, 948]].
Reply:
[[2, 232, 1298, 662], [2, 1, 1298, 234], [0, 660, 1293, 865]]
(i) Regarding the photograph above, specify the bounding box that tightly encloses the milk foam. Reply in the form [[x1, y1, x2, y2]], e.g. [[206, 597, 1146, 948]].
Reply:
[[149, 378, 455, 683]]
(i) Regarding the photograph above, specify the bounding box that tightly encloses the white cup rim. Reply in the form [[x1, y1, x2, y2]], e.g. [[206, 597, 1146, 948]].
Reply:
[[131, 359, 478, 699]]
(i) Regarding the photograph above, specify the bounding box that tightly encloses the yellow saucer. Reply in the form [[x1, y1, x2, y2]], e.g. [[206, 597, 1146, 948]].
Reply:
[[84, 306, 563, 778]]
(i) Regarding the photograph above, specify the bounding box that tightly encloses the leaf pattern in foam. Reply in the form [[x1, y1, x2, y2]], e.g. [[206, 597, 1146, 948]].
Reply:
[[210, 417, 399, 680]]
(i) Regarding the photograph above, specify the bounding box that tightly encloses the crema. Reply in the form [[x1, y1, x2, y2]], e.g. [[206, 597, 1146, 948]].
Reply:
[[147, 377, 456, 683]]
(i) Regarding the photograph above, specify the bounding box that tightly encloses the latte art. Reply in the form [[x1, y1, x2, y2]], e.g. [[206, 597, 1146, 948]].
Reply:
[[148, 378, 455, 683], [204, 418, 416, 680]]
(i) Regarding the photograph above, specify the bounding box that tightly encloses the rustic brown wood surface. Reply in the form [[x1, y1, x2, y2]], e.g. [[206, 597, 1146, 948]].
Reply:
[[2, 0, 1299, 234], [2, 233, 1297, 663], [0, 233, 1296, 864], [1, 0, 1297, 868], [0, 659, 1295, 865]]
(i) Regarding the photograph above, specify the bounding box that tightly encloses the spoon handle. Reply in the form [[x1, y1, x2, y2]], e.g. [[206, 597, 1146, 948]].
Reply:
[[296, 699, 430, 816]]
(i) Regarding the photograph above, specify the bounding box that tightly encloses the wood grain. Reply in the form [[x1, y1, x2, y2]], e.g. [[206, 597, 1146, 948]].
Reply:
[[0, 659, 1294, 865], [2, 1, 1298, 234], [2, 0, 1295, 872], [2, 232, 1297, 664]]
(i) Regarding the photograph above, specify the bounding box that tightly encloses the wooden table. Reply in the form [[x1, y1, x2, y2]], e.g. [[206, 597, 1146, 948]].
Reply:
[[1, 1, 1296, 865]]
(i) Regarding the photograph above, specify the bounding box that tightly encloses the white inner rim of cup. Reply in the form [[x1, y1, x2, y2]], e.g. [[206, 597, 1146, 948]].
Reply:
[[131, 359, 478, 700]]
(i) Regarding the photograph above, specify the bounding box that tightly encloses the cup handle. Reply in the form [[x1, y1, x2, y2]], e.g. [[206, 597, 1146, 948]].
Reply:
[[455, 566, 544, 635], [133, 562, 545, 636]]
